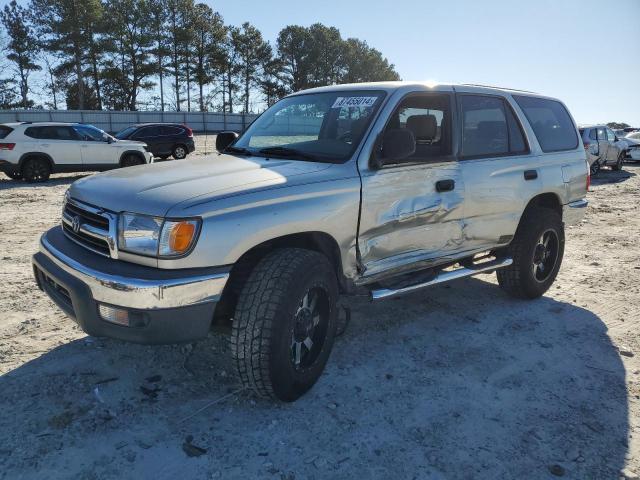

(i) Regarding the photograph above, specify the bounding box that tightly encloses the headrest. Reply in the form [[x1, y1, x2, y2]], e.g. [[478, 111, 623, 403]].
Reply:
[[406, 115, 437, 140]]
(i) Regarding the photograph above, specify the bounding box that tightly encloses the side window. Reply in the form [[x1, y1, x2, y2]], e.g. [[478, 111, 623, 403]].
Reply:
[[161, 126, 183, 135], [597, 127, 606, 140], [513, 95, 579, 152], [589, 129, 598, 141], [24, 127, 43, 139], [55, 126, 78, 140], [460, 95, 526, 158], [383, 94, 451, 162], [135, 127, 159, 138], [606, 129, 616, 142]]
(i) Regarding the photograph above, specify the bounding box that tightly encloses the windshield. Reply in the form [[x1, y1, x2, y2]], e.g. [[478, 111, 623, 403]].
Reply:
[[232, 90, 386, 162], [115, 126, 138, 139]]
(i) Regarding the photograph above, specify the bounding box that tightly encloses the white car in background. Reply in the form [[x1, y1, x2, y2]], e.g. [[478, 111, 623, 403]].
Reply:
[[623, 131, 640, 161], [0, 122, 154, 182]]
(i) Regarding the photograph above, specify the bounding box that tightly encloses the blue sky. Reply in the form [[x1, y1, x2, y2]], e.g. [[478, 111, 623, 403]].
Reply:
[[216, 0, 640, 125], [2, 0, 639, 124]]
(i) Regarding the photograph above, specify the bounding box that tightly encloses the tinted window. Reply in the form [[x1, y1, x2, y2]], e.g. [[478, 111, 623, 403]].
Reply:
[[384, 94, 451, 162], [136, 126, 161, 137], [161, 126, 183, 135], [589, 129, 598, 141], [606, 129, 616, 142], [24, 126, 78, 140], [597, 127, 606, 141], [460, 95, 527, 158], [513, 95, 578, 152], [0, 126, 13, 139]]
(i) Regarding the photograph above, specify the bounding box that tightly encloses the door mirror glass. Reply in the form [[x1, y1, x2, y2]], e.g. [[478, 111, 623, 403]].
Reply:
[[378, 128, 416, 165], [216, 131, 239, 152]]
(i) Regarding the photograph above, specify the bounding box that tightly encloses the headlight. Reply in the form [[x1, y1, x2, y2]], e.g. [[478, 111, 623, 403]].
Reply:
[[118, 213, 200, 258]]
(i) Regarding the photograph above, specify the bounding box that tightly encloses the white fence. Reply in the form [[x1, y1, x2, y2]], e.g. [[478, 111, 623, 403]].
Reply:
[[0, 110, 259, 134]]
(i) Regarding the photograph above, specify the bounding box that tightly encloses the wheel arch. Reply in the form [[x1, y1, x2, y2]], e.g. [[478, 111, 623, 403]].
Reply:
[[213, 231, 347, 326], [516, 192, 563, 231], [119, 150, 146, 166], [18, 152, 55, 170]]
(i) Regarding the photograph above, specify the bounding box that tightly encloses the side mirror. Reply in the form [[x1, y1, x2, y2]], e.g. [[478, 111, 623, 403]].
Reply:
[[107, 136, 114, 144], [376, 129, 416, 166], [216, 131, 239, 152]]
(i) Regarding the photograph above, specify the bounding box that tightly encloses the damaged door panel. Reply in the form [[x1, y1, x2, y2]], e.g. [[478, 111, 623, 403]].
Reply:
[[357, 161, 467, 280]]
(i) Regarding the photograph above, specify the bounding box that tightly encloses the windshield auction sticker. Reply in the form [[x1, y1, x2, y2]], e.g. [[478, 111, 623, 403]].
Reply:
[[331, 96, 378, 108]]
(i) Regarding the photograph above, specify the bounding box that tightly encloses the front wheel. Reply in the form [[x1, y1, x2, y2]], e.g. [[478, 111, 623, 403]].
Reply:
[[120, 154, 144, 168], [497, 207, 565, 299], [230, 248, 338, 402], [590, 160, 601, 176], [612, 151, 625, 171]]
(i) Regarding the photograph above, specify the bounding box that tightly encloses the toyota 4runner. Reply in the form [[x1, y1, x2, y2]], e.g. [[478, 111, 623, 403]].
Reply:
[[32, 82, 589, 401]]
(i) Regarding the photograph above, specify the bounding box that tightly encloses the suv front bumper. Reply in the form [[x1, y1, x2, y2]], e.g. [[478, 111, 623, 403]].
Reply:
[[32, 227, 230, 344]]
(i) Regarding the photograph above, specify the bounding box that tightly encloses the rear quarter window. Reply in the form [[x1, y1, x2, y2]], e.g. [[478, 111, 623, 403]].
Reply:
[[0, 126, 13, 139], [513, 95, 578, 153]]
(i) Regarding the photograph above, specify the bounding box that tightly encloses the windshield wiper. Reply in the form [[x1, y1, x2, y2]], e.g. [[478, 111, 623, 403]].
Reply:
[[224, 145, 253, 156], [258, 146, 323, 162]]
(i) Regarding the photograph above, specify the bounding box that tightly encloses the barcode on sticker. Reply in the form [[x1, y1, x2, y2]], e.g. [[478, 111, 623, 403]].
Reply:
[[331, 96, 378, 108]]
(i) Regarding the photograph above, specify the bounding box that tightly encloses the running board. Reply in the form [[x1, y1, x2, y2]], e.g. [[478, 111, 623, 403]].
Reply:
[[370, 257, 513, 300]]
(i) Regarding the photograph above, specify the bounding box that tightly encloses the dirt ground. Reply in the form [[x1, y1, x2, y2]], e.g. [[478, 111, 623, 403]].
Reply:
[[1, 159, 640, 479]]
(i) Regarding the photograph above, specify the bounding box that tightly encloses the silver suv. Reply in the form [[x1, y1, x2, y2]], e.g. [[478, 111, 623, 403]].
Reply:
[[579, 124, 625, 175], [32, 82, 589, 401]]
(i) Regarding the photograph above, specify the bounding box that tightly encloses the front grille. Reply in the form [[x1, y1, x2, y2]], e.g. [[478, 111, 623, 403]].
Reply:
[[62, 199, 113, 257]]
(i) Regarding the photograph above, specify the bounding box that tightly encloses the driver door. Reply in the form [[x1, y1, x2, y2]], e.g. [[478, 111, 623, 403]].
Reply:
[[73, 125, 116, 165], [357, 90, 468, 281]]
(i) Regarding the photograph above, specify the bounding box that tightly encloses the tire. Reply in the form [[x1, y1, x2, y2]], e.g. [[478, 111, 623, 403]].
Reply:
[[4, 171, 22, 180], [230, 248, 338, 402], [158, 155, 169, 161], [612, 151, 624, 171], [172, 145, 187, 159], [497, 207, 565, 299], [120, 154, 144, 168], [590, 160, 600, 176], [21, 157, 51, 183]]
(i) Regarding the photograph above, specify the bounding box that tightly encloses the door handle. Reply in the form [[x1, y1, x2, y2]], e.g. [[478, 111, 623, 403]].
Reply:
[[524, 170, 538, 180], [435, 179, 455, 192]]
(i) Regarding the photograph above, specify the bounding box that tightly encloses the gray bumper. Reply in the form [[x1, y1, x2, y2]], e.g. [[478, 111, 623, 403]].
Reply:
[[563, 199, 588, 226]]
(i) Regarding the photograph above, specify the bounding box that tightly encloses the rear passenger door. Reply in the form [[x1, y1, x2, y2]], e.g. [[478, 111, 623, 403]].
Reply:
[[596, 127, 609, 161], [456, 91, 538, 251], [133, 126, 162, 155], [26, 126, 82, 166]]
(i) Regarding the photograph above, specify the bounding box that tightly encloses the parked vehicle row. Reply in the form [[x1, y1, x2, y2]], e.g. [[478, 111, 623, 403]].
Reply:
[[579, 125, 627, 175], [0, 121, 195, 182], [31, 81, 589, 402]]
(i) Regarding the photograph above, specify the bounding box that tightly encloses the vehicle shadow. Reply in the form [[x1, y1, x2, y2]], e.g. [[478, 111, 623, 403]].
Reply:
[[0, 277, 628, 479], [590, 166, 636, 186], [0, 173, 89, 191]]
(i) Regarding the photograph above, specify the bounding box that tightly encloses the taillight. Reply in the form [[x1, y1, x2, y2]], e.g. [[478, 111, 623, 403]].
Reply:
[[184, 126, 193, 138], [0, 143, 15, 150], [586, 161, 591, 191]]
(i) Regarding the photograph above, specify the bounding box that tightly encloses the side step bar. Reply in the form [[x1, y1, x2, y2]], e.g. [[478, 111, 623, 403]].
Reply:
[[370, 257, 513, 300]]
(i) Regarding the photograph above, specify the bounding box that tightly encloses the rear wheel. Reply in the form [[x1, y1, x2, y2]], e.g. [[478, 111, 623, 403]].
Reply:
[[612, 151, 625, 171], [22, 157, 51, 183], [590, 160, 600, 176], [497, 207, 564, 299], [230, 248, 338, 402], [172, 145, 187, 159], [120, 154, 144, 168]]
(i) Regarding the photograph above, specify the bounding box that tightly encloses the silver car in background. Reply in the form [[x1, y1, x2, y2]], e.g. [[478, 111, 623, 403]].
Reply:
[[579, 125, 626, 174]]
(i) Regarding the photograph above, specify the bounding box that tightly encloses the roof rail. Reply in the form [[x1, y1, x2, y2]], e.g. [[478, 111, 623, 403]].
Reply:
[[459, 84, 538, 94]]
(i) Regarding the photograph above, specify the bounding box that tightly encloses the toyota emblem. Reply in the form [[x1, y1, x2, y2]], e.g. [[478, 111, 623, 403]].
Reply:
[[72, 216, 81, 233]]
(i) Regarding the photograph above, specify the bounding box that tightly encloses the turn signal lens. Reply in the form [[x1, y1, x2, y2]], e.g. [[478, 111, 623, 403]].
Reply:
[[158, 219, 200, 256], [169, 222, 196, 252]]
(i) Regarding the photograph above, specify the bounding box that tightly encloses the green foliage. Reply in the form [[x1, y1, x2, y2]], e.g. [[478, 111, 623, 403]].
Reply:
[[607, 122, 630, 129], [0, 0, 41, 108]]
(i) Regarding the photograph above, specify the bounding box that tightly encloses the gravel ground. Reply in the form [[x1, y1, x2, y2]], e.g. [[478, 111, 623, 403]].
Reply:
[[1, 161, 639, 479]]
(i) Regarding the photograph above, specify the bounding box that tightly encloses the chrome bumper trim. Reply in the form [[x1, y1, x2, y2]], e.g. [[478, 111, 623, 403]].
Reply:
[[39, 234, 229, 310], [563, 198, 588, 226]]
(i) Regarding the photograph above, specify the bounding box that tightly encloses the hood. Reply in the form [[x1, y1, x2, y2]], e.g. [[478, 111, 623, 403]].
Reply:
[[114, 138, 146, 147], [69, 154, 331, 217]]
